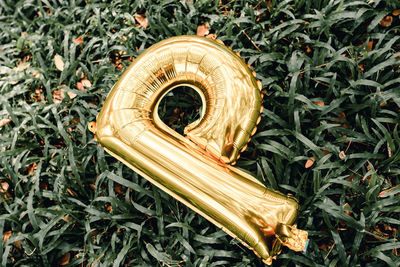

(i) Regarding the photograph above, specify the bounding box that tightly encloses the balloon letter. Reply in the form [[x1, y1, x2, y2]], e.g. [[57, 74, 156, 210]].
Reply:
[[90, 36, 307, 264]]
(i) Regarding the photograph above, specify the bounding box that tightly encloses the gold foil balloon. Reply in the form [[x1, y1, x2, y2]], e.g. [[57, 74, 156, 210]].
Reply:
[[89, 36, 308, 264]]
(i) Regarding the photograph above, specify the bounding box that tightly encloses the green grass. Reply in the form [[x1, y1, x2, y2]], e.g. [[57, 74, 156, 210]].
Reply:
[[1, 0, 400, 266]]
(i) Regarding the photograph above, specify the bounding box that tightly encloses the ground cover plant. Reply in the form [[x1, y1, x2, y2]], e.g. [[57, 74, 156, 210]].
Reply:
[[1, 0, 400, 266]]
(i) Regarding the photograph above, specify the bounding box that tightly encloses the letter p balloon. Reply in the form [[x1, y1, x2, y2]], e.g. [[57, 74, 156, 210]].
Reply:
[[89, 36, 307, 264]]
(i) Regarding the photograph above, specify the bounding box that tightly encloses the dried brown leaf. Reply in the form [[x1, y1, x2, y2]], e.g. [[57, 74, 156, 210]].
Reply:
[[305, 157, 315, 168], [379, 15, 393, 27], [13, 62, 30, 72], [366, 40, 374, 52], [62, 215, 70, 222], [58, 252, 71, 266], [32, 88, 43, 102], [0, 118, 12, 128], [73, 35, 84, 45], [0, 181, 9, 193], [54, 54, 64, 71], [379, 184, 400, 197], [114, 183, 125, 195], [106, 204, 113, 213], [66, 188, 76, 196], [75, 69, 85, 79], [3, 231, 12, 242], [39, 181, 48, 190], [266, 0, 272, 10], [9, 56, 31, 82], [14, 233, 22, 249], [134, 13, 148, 29], [318, 242, 329, 251], [372, 225, 389, 240], [81, 79, 92, 88], [31, 72, 40, 78], [27, 162, 37, 175], [393, 9, 400, 16], [13, 240, 22, 249], [67, 91, 77, 99], [52, 89, 65, 103], [305, 45, 311, 54], [77, 82, 84, 91], [197, 22, 210, 36], [343, 203, 351, 215], [387, 142, 392, 157]]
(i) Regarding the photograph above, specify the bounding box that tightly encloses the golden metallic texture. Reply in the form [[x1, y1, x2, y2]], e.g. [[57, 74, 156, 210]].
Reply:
[[91, 35, 307, 264]]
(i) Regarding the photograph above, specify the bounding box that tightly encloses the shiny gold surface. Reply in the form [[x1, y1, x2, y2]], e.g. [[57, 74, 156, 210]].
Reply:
[[91, 36, 307, 264]]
